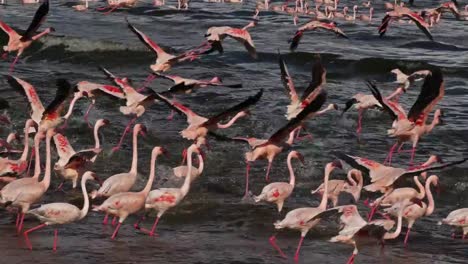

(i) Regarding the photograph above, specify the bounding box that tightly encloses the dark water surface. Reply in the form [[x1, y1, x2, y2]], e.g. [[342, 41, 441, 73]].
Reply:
[[1, 0, 468, 263]]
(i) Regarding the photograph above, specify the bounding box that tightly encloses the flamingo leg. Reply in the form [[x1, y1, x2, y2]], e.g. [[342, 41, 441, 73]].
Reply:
[[409, 144, 417, 167], [367, 205, 378, 221], [269, 235, 287, 259], [243, 162, 251, 200], [23, 223, 47, 250], [346, 253, 356, 264], [180, 148, 187, 165], [103, 4, 120, 15], [167, 110, 176, 121], [26, 150, 35, 177], [55, 181, 65, 192], [293, 235, 305, 262], [112, 117, 137, 152], [112, 216, 117, 226], [9, 55, 20, 74], [404, 227, 411, 247], [384, 142, 398, 165], [83, 102, 95, 128], [265, 161, 272, 182], [16, 212, 20, 228], [111, 222, 122, 240], [96, 6, 111, 10], [53, 229, 58, 251], [1, 52, 8, 60], [357, 109, 363, 138], [133, 214, 146, 229], [149, 217, 160, 236], [137, 74, 156, 93], [102, 213, 109, 225], [17, 213, 25, 233]]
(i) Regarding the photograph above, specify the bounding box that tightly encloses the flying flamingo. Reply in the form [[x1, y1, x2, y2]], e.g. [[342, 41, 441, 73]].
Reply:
[[73, 81, 124, 127], [388, 69, 430, 100], [7, 76, 78, 134], [0, 119, 36, 177], [311, 169, 363, 207], [0, 128, 56, 233], [253, 151, 304, 213], [136, 144, 202, 236], [155, 89, 263, 144], [23, 171, 97, 251], [289, 20, 348, 51], [387, 175, 438, 246], [152, 72, 242, 95], [53, 119, 109, 189], [278, 52, 337, 121], [93, 146, 166, 239], [367, 69, 444, 166], [378, 6, 433, 40], [204, 20, 258, 58], [99, 67, 156, 151], [270, 161, 342, 261], [126, 19, 205, 73], [0, 0, 54, 72], [325, 200, 418, 264], [438, 208, 468, 239]]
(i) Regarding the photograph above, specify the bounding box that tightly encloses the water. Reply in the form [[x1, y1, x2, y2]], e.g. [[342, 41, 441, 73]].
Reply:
[[1, 1, 468, 263]]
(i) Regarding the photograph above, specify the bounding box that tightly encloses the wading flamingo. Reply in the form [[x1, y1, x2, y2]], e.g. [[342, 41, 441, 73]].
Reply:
[[311, 169, 363, 207], [438, 208, 468, 239]]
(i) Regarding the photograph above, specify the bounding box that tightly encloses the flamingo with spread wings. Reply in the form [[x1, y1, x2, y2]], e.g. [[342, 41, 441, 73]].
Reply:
[[378, 6, 433, 41], [289, 20, 348, 51]]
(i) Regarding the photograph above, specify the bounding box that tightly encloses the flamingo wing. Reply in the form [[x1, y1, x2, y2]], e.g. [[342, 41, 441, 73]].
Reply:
[[402, 12, 433, 41], [367, 81, 406, 121], [301, 57, 327, 102], [42, 79, 72, 121], [0, 21, 20, 39], [224, 28, 257, 59], [20, 0, 49, 41], [96, 84, 126, 99], [154, 93, 204, 124], [53, 133, 76, 162], [28, 202, 80, 224], [403, 158, 467, 176], [6, 75, 45, 123], [126, 19, 167, 59], [278, 51, 298, 103], [407, 68, 444, 123], [202, 89, 263, 127], [378, 15, 392, 37]]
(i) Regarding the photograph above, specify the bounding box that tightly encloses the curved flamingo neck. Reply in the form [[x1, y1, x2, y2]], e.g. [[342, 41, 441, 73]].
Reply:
[[130, 129, 139, 174], [287, 154, 296, 186], [31, 28, 52, 41], [384, 212, 403, 239], [424, 176, 437, 216], [40, 133, 53, 190], [414, 176, 425, 199], [63, 93, 82, 120], [79, 175, 91, 219], [180, 147, 195, 197], [216, 112, 245, 129], [347, 170, 357, 186], [142, 150, 159, 195], [19, 124, 31, 162], [319, 164, 333, 210], [32, 134, 42, 179]]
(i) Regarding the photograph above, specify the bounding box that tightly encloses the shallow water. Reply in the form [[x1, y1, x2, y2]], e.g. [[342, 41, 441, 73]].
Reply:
[[1, 0, 468, 263]]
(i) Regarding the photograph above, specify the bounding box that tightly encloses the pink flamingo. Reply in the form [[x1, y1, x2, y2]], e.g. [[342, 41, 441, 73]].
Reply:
[[73, 0, 89, 11], [54, 119, 109, 189], [0, 0, 53, 72], [173, 139, 205, 182], [0, 119, 36, 177], [23, 171, 97, 251], [94, 146, 166, 239], [342, 93, 382, 137], [379, 6, 433, 40], [97, 0, 138, 15], [367, 69, 444, 166], [438, 208, 468, 239], [155, 90, 262, 143], [205, 20, 258, 58], [0, 128, 56, 233], [270, 161, 341, 261], [253, 151, 304, 213], [388, 69, 430, 100], [138, 144, 202, 236], [289, 20, 348, 51], [357, 6, 373, 22], [311, 169, 363, 207]]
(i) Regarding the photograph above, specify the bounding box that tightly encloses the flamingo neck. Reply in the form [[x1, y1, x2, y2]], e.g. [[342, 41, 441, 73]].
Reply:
[[79, 176, 91, 219], [40, 133, 53, 190], [217, 112, 245, 129], [347, 170, 358, 186], [353, 8, 356, 20], [424, 176, 437, 216], [384, 212, 403, 239], [32, 134, 41, 179], [424, 113, 440, 133], [286, 129, 296, 145], [369, 9, 373, 21], [287, 154, 296, 186], [31, 28, 52, 41], [93, 124, 102, 149], [197, 153, 204, 175], [319, 165, 333, 210], [19, 124, 31, 161], [180, 147, 195, 197], [316, 104, 335, 115], [85, 0, 89, 8], [142, 151, 159, 195], [414, 176, 425, 199], [63, 93, 82, 120], [130, 129, 139, 174]]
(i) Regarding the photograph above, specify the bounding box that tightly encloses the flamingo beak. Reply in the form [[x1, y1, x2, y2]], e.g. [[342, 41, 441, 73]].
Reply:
[[91, 172, 103, 186], [140, 125, 148, 137], [332, 160, 343, 169], [410, 198, 424, 208], [161, 147, 170, 158], [297, 153, 305, 165], [102, 119, 110, 126]]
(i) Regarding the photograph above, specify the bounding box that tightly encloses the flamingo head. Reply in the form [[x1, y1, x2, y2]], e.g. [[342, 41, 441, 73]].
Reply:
[[209, 76, 222, 84], [97, 118, 110, 128], [370, 7, 374, 14], [353, 4, 358, 11], [290, 151, 305, 165], [329, 160, 343, 170], [6, 132, 21, 144], [134, 124, 147, 137]]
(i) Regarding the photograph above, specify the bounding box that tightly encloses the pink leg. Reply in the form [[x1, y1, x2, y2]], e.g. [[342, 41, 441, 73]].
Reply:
[[17, 213, 25, 233], [26, 150, 35, 177], [137, 74, 156, 93], [293, 235, 305, 262], [167, 110, 175, 121], [112, 117, 136, 152], [269, 235, 287, 259], [102, 214, 109, 225], [9, 55, 20, 74], [243, 162, 250, 200], [180, 148, 187, 165], [136, 217, 160, 236], [357, 109, 363, 136], [397, 143, 405, 153], [409, 145, 416, 167], [265, 161, 272, 182], [56, 181, 65, 192], [53, 229, 58, 251], [83, 102, 94, 128], [367, 205, 377, 221], [133, 214, 146, 229], [384, 142, 398, 165], [404, 227, 411, 247], [96, 6, 111, 10], [1, 52, 8, 60], [15, 212, 20, 228], [346, 253, 356, 264], [112, 216, 117, 226], [103, 5, 119, 15], [111, 222, 122, 240], [23, 223, 47, 250]]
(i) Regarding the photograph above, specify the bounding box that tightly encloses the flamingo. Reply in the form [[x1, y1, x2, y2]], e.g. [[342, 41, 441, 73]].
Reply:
[[0, 119, 36, 177], [388, 69, 430, 100], [357, 6, 373, 22], [289, 20, 348, 51], [326, 200, 419, 264], [367, 69, 444, 166], [137, 144, 202, 236], [53, 119, 109, 189], [0, 132, 21, 158], [342, 93, 382, 137], [155, 89, 263, 143], [387, 175, 438, 246], [438, 208, 468, 239], [99, 68, 156, 151], [378, 6, 433, 40], [7, 76, 78, 134], [253, 151, 304, 213], [97, 0, 138, 15], [0, 0, 53, 72], [93, 146, 166, 239], [126, 19, 205, 73], [90, 124, 145, 202], [173, 140, 205, 182], [270, 161, 342, 261], [23, 171, 97, 251], [311, 169, 363, 207], [204, 20, 258, 58], [73, 0, 89, 11], [0, 128, 56, 233]]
